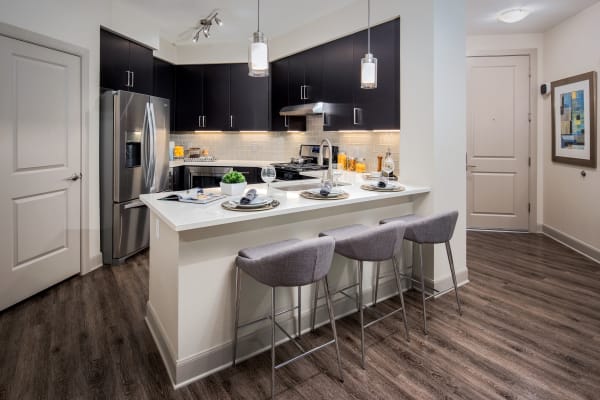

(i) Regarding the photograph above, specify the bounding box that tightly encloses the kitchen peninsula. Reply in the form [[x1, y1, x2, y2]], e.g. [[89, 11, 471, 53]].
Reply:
[[140, 176, 429, 387]]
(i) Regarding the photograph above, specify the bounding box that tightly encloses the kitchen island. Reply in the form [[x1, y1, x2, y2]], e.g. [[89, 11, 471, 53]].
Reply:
[[140, 175, 429, 387]]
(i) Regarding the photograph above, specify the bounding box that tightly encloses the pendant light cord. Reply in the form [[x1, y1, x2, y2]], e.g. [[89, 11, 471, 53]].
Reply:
[[367, 0, 371, 54], [257, 0, 260, 32]]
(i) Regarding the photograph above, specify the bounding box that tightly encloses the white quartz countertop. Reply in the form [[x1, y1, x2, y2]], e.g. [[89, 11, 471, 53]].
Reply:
[[141, 174, 430, 232], [169, 160, 284, 168]]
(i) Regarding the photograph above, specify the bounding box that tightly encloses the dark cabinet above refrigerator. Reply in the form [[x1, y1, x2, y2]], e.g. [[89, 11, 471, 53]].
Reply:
[[100, 29, 154, 95]]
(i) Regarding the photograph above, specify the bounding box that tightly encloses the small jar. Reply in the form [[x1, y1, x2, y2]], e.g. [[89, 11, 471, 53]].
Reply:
[[347, 157, 356, 171], [377, 155, 383, 172], [355, 158, 367, 173], [337, 152, 347, 171]]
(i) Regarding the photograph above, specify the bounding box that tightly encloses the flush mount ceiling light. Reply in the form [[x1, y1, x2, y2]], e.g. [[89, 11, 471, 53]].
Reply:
[[497, 8, 530, 24], [188, 9, 223, 43], [248, 0, 269, 77], [360, 0, 377, 89]]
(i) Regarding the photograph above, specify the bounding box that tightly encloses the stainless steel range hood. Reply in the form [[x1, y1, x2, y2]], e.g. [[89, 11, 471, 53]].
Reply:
[[279, 102, 328, 116]]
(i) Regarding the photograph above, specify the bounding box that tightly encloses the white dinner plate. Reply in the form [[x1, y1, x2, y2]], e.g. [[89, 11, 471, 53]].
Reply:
[[229, 196, 273, 209], [306, 188, 344, 197]]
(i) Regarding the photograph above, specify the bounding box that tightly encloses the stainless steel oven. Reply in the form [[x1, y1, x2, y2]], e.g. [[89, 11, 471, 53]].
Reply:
[[185, 166, 233, 189]]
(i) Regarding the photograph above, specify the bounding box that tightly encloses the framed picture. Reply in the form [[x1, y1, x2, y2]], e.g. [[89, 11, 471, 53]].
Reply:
[[551, 71, 597, 168]]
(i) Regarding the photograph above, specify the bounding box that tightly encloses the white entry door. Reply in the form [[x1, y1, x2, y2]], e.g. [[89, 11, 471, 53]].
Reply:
[[0, 35, 82, 311], [466, 55, 530, 230]]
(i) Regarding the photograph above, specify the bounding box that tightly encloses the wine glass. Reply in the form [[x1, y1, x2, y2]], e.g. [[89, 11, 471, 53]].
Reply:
[[261, 166, 277, 195], [382, 153, 395, 184]]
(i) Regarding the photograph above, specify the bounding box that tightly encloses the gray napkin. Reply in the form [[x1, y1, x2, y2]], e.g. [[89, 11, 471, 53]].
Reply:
[[320, 181, 332, 196], [240, 189, 258, 205]]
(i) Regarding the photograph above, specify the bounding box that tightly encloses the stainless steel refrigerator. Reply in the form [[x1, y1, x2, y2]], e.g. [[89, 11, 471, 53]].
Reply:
[[100, 90, 170, 265]]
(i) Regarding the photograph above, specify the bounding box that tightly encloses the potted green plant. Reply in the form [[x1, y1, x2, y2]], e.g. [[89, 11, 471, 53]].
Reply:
[[220, 170, 247, 196]]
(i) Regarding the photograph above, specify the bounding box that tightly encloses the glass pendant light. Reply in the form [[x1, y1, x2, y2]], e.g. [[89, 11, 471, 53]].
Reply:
[[360, 0, 377, 89], [248, 0, 269, 77]]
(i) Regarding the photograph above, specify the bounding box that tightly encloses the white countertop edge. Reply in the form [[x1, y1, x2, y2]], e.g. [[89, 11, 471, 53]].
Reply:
[[141, 184, 431, 232]]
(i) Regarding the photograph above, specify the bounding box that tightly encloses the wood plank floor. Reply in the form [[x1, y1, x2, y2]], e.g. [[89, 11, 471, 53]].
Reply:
[[1, 231, 599, 399]]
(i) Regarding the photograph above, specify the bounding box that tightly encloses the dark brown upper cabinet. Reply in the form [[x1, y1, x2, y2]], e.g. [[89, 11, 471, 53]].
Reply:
[[174, 63, 270, 132], [270, 18, 400, 132], [100, 29, 154, 95], [352, 18, 400, 131], [153, 57, 175, 131]]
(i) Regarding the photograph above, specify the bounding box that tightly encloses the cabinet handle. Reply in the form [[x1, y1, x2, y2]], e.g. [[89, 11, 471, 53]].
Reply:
[[131, 71, 134, 87], [199, 115, 202, 128], [126, 71, 131, 87], [230, 115, 233, 128], [284, 116, 289, 128], [300, 85, 304, 100], [353, 108, 359, 125], [202, 115, 206, 127]]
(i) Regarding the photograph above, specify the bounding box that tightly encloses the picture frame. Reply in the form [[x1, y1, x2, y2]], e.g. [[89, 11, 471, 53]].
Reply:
[[551, 71, 597, 168]]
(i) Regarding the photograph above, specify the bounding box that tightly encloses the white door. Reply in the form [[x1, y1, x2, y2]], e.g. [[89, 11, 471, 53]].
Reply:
[[466, 55, 530, 230], [0, 35, 82, 311]]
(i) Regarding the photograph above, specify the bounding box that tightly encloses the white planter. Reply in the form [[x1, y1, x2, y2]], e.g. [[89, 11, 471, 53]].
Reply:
[[220, 181, 247, 196]]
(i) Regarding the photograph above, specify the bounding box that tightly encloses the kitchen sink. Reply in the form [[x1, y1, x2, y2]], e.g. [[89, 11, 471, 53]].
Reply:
[[274, 182, 352, 192]]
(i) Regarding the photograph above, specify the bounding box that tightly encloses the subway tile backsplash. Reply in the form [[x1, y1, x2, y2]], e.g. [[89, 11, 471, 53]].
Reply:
[[171, 115, 400, 172]]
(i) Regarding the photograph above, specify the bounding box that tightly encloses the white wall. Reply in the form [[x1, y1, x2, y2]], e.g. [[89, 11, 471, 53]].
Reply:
[[0, 0, 168, 270], [270, 0, 468, 288], [466, 33, 545, 225], [542, 2, 600, 253]]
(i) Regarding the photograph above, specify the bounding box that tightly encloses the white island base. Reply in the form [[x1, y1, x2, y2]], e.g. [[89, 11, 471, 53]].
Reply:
[[141, 181, 429, 387]]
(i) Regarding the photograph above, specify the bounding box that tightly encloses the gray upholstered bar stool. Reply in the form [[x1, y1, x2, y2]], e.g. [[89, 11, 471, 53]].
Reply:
[[232, 236, 343, 400], [311, 221, 410, 369], [378, 211, 462, 335]]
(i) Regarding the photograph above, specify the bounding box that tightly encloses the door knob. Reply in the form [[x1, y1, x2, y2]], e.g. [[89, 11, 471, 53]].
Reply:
[[66, 173, 82, 181], [466, 164, 477, 168]]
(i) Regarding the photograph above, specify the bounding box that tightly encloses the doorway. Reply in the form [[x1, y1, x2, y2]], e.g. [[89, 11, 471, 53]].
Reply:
[[466, 54, 533, 231]]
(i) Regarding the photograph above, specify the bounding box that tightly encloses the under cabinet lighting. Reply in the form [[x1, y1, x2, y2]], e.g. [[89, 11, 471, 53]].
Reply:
[[194, 130, 223, 133], [239, 131, 269, 133]]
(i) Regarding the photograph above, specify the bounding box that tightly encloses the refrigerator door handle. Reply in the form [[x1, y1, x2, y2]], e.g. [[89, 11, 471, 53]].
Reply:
[[147, 102, 157, 192], [141, 102, 151, 190]]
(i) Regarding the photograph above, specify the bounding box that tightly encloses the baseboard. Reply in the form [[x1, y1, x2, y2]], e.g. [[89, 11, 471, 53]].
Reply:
[[424, 268, 469, 296], [542, 225, 600, 264], [151, 278, 404, 388], [145, 302, 178, 387], [82, 253, 103, 275]]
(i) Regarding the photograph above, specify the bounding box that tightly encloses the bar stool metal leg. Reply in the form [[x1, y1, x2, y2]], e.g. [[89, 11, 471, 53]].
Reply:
[[445, 241, 462, 315], [323, 277, 344, 382], [392, 256, 410, 341], [271, 287, 276, 400], [373, 262, 381, 306], [358, 261, 365, 369], [311, 280, 319, 332], [297, 287, 302, 338], [355, 263, 361, 312], [417, 243, 428, 335], [232, 265, 241, 366]]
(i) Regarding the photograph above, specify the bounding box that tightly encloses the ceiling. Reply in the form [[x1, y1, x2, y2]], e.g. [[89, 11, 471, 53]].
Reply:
[[118, 0, 356, 45], [466, 0, 599, 35], [118, 0, 600, 45]]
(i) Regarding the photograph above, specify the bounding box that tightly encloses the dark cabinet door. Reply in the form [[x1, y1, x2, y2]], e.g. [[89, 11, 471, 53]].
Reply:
[[229, 63, 270, 131], [175, 65, 204, 131], [100, 29, 130, 90], [153, 58, 175, 131], [322, 35, 355, 131], [304, 45, 323, 102], [353, 18, 400, 130], [271, 59, 289, 131], [288, 52, 306, 104], [128, 41, 154, 95], [203, 64, 230, 131]]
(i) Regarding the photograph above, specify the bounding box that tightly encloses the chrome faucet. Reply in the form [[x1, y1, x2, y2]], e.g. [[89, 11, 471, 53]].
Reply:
[[319, 138, 334, 183]]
